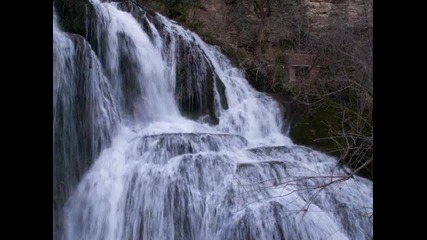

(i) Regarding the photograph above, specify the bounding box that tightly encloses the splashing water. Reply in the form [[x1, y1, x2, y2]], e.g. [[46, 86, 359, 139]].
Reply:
[[53, 1, 373, 239]]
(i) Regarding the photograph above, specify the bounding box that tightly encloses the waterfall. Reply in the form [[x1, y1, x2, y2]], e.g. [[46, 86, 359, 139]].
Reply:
[[53, 1, 373, 239], [53, 4, 120, 237]]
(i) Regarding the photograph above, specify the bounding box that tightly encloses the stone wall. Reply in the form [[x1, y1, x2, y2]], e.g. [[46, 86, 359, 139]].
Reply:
[[305, 0, 372, 29], [286, 53, 327, 82]]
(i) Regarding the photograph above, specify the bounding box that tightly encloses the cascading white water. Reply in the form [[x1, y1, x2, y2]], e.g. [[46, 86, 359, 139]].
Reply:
[[53, 6, 120, 237], [53, 1, 373, 239], [87, 0, 180, 122], [157, 15, 291, 146]]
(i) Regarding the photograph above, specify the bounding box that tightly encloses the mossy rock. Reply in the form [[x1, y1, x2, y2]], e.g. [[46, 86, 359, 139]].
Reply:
[[53, 0, 87, 36], [290, 106, 342, 156]]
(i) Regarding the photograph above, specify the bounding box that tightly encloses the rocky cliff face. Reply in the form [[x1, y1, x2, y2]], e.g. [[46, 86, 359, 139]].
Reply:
[[305, 0, 372, 29]]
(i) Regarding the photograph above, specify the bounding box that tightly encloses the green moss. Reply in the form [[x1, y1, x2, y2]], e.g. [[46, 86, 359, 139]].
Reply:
[[54, 0, 87, 36], [290, 106, 342, 156], [160, 0, 201, 20], [181, 110, 200, 120]]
